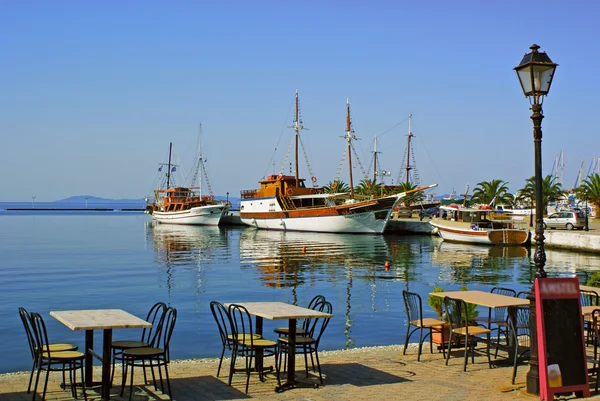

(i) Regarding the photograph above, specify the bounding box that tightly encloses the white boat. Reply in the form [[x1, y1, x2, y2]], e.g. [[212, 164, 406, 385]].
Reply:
[[239, 92, 436, 234], [146, 141, 230, 225], [429, 205, 529, 245]]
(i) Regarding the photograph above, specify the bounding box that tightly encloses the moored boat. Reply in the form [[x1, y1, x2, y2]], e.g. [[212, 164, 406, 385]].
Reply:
[[429, 205, 529, 245], [146, 141, 230, 225], [239, 91, 436, 234]]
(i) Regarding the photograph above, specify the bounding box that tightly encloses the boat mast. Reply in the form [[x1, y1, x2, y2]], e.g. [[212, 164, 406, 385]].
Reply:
[[166, 142, 173, 189], [345, 99, 356, 198], [292, 90, 305, 188], [373, 136, 379, 182], [462, 183, 469, 207], [405, 114, 414, 184]]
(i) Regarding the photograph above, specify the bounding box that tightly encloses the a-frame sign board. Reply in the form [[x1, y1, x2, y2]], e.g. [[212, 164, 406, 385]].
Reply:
[[536, 277, 590, 401]]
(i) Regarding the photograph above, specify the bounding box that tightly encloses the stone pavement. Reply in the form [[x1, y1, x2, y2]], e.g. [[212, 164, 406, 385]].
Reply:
[[1, 344, 599, 401]]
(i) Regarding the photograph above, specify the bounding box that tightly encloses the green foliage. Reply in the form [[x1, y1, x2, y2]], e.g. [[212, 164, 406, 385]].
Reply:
[[516, 175, 565, 215], [324, 179, 350, 194], [586, 272, 600, 287], [576, 173, 600, 219], [396, 182, 424, 207], [355, 179, 382, 197], [454, 285, 479, 323], [427, 285, 445, 318], [470, 179, 514, 206]]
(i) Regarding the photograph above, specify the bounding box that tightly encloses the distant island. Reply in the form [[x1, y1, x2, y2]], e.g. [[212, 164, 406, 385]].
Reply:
[[56, 195, 144, 203]]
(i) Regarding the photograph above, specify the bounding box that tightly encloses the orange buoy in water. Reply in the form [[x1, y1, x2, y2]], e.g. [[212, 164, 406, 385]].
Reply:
[[385, 261, 390, 268], [302, 246, 307, 253]]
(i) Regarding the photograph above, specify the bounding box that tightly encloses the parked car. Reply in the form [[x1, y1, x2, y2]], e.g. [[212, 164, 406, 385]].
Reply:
[[543, 211, 585, 230]]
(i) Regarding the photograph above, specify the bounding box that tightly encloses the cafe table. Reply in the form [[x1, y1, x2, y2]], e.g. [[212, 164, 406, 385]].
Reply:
[[428, 290, 529, 359], [50, 309, 152, 401], [226, 301, 332, 392]]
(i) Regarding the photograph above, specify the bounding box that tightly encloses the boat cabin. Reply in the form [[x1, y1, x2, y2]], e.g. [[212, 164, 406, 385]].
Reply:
[[154, 187, 213, 212]]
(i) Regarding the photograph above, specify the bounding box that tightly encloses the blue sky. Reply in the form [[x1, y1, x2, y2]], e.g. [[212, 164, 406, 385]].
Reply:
[[1, 1, 599, 201]]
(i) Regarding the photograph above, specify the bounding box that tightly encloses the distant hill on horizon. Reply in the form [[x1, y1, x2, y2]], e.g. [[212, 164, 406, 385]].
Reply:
[[57, 195, 144, 203]]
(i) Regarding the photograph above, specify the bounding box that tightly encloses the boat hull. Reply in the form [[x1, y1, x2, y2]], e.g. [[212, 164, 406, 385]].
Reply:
[[429, 221, 529, 245], [152, 204, 230, 225], [240, 196, 398, 234]]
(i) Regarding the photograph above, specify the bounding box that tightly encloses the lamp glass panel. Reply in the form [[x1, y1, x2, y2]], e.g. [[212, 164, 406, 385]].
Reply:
[[533, 65, 555, 93], [517, 69, 533, 95]]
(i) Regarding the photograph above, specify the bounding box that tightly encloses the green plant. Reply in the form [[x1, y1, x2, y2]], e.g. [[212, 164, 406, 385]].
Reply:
[[427, 285, 445, 319], [449, 286, 479, 324], [587, 272, 600, 287]]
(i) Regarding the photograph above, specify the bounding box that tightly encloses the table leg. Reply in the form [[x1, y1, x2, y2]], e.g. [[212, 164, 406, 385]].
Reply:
[[85, 330, 94, 387], [101, 329, 113, 401]]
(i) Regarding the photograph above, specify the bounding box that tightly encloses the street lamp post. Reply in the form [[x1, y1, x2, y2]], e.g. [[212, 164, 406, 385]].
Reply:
[[514, 43, 558, 396], [31, 196, 36, 209]]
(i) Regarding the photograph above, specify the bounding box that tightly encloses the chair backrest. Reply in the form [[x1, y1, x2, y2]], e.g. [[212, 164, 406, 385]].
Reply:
[[491, 287, 517, 320], [229, 304, 257, 347], [142, 302, 167, 346], [402, 290, 423, 325], [302, 299, 329, 336], [18, 307, 36, 360], [517, 291, 532, 299], [307, 295, 326, 310], [443, 296, 469, 332], [581, 290, 599, 307], [155, 306, 177, 361], [29, 312, 51, 361], [507, 306, 530, 348], [305, 301, 332, 344], [592, 309, 600, 359], [210, 301, 234, 348]]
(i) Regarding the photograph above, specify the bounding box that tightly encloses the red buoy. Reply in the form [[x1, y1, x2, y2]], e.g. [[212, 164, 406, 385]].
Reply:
[[302, 246, 307, 253]]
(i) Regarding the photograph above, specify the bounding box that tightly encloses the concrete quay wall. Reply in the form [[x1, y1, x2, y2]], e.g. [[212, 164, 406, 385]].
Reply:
[[542, 228, 600, 253]]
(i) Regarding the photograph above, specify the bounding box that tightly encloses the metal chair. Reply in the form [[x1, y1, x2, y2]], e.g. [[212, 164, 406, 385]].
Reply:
[[581, 290, 599, 344], [210, 300, 260, 379], [110, 301, 167, 385], [18, 307, 78, 395], [507, 306, 531, 384], [443, 296, 492, 371], [402, 290, 446, 361], [590, 309, 600, 392], [475, 287, 516, 353], [277, 300, 332, 384], [229, 303, 280, 393], [120, 306, 177, 401], [29, 312, 87, 401], [274, 295, 326, 337], [517, 291, 532, 299]]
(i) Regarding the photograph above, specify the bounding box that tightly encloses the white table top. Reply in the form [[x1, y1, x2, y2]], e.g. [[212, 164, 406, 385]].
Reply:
[[226, 302, 332, 321], [429, 290, 529, 308], [50, 309, 152, 331]]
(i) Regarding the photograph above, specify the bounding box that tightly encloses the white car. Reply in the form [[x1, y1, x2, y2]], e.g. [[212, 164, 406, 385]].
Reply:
[[543, 211, 585, 230]]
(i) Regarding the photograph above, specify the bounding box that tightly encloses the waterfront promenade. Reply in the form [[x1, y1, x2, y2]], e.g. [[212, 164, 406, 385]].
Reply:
[[1, 343, 598, 401]]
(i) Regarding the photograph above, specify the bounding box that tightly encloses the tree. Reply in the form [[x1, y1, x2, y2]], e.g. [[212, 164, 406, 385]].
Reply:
[[355, 179, 382, 197], [516, 175, 565, 215], [323, 179, 350, 194], [470, 179, 514, 206], [395, 182, 424, 207], [576, 173, 600, 219]]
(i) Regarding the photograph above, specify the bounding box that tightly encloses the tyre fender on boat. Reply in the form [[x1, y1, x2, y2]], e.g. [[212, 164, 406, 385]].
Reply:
[[311, 176, 317, 183], [286, 188, 293, 196]]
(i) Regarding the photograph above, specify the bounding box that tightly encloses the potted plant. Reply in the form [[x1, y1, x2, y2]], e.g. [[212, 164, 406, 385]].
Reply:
[[427, 285, 448, 346]]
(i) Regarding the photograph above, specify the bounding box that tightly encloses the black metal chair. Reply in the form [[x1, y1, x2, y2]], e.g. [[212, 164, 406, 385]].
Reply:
[[229, 303, 280, 393], [18, 307, 78, 395], [277, 300, 332, 384], [590, 309, 600, 392], [475, 287, 516, 354], [402, 290, 446, 361], [29, 312, 87, 401], [110, 301, 167, 385], [443, 296, 492, 371], [517, 291, 532, 299], [507, 306, 531, 384], [274, 295, 326, 337], [120, 306, 177, 401], [581, 290, 599, 344], [210, 300, 260, 379]]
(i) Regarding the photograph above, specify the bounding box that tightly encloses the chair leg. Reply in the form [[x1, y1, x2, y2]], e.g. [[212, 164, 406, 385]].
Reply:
[[403, 324, 412, 355], [228, 347, 237, 386], [163, 361, 172, 400], [129, 359, 135, 401], [417, 327, 424, 362], [445, 332, 453, 366], [42, 365, 51, 401], [314, 348, 323, 384], [463, 336, 469, 372], [217, 346, 226, 377], [429, 327, 434, 354], [32, 365, 42, 401], [27, 362, 36, 394]]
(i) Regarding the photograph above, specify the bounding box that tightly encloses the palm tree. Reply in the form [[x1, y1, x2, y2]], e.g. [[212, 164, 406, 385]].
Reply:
[[516, 175, 565, 215], [576, 173, 600, 219], [470, 179, 514, 206], [354, 179, 382, 197], [395, 182, 424, 207], [323, 179, 350, 194]]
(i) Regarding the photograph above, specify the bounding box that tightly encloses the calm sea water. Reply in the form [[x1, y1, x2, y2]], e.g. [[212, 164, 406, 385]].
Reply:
[[1, 211, 600, 374]]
